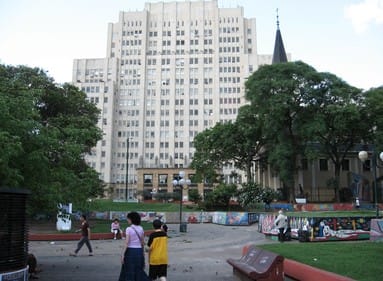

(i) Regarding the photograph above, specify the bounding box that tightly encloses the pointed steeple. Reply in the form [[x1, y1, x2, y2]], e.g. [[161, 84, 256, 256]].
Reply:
[[272, 9, 288, 64]]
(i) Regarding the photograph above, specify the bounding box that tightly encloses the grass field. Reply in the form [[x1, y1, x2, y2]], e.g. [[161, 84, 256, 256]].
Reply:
[[88, 199, 198, 212], [88, 219, 153, 233], [260, 242, 383, 281]]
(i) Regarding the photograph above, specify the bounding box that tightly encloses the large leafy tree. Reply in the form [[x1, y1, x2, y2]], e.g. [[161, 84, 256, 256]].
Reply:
[[301, 72, 367, 202], [191, 106, 264, 184], [204, 183, 237, 210], [363, 86, 383, 148], [191, 122, 233, 184], [245, 61, 322, 202], [233, 105, 264, 182], [0, 65, 103, 214]]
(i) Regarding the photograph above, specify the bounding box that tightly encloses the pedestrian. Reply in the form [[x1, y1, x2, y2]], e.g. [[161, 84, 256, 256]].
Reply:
[[70, 214, 93, 256], [119, 211, 149, 281], [147, 219, 168, 281], [274, 210, 287, 242], [355, 197, 360, 209], [111, 218, 124, 239]]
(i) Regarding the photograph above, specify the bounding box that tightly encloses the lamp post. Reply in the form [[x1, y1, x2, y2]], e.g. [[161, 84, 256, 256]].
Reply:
[[172, 171, 191, 232], [125, 138, 131, 201], [358, 150, 383, 218]]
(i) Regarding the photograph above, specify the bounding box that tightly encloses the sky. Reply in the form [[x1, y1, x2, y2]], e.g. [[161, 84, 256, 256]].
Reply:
[[0, 0, 382, 90]]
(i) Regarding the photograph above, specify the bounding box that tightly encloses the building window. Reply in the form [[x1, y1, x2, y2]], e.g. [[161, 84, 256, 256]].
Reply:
[[319, 159, 328, 171], [144, 174, 153, 185], [158, 174, 168, 186]]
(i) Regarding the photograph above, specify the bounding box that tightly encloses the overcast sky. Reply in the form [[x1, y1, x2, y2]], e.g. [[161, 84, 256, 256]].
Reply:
[[0, 0, 382, 90]]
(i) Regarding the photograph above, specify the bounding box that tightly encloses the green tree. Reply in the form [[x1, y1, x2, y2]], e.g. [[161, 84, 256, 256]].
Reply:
[[204, 183, 237, 210], [363, 86, 383, 148], [300, 72, 367, 202], [237, 182, 278, 210], [232, 105, 264, 182], [191, 122, 233, 184], [245, 61, 322, 202], [188, 189, 202, 204], [0, 65, 103, 214], [191, 107, 264, 184]]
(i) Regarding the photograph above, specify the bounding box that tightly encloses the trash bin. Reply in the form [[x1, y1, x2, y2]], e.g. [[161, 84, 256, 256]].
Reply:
[[180, 222, 187, 232], [298, 229, 310, 242]]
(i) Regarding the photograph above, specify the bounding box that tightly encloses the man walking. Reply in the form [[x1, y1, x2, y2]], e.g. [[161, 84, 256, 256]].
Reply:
[[70, 214, 93, 256]]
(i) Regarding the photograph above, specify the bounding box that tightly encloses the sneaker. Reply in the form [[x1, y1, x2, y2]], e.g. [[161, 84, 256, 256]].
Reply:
[[69, 253, 77, 257], [89, 253, 93, 256], [114, 237, 116, 240]]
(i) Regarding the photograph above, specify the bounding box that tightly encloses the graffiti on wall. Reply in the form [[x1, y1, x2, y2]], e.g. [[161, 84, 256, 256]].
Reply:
[[259, 213, 372, 241]]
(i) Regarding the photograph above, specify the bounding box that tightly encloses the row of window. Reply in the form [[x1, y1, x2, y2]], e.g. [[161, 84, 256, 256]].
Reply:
[[121, 48, 142, 55], [146, 48, 215, 56], [143, 16, 242, 29]]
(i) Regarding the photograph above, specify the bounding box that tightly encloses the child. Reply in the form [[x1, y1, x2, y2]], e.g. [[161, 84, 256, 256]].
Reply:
[[147, 219, 168, 281], [111, 218, 124, 239]]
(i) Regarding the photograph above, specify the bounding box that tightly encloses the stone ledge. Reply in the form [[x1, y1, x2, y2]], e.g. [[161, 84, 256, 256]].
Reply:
[[284, 258, 355, 281]]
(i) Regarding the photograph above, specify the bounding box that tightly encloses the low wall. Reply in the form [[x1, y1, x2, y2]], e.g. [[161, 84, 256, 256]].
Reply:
[[370, 219, 383, 241], [212, 212, 258, 226], [92, 211, 213, 224], [284, 259, 355, 281], [269, 202, 383, 212], [259, 213, 372, 241], [88, 211, 258, 225]]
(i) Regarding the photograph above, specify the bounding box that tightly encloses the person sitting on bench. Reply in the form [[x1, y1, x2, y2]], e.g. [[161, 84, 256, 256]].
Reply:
[[111, 218, 124, 239]]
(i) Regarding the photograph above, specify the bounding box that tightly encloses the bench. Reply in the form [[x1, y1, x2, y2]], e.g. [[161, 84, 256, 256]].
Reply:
[[227, 245, 284, 281]]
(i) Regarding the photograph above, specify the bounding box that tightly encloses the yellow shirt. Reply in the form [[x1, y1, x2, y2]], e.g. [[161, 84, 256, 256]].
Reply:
[[147, 230, 168, 265]]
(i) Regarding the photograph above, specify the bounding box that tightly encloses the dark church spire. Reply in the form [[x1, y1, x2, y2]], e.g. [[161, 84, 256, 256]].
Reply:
[[272, 9, 288, 64]]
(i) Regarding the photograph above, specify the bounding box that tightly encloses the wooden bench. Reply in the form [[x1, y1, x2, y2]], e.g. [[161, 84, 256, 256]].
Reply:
[[227, 245, 284, 281]]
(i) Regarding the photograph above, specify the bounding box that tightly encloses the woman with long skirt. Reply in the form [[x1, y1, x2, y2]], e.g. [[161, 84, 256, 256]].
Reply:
[[119, 211, 149, 281]]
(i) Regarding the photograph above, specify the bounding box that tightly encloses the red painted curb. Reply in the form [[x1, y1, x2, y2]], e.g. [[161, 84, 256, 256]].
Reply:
[[284, 259, 355, 281], [29, 230, 153, 241], [241, 245, 355, 281]]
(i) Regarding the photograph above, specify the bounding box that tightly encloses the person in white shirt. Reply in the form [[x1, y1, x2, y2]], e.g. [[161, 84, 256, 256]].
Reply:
[[274, 210, 287, 242]]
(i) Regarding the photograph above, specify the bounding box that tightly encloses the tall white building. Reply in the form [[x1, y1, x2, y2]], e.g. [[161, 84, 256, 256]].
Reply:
[[72, 0, 276, 199]]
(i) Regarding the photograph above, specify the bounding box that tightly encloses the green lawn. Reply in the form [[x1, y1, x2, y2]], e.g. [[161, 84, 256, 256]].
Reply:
[[88, 199, 198, 212], [88, 219, 153, 233], [259, 242, 383, 281]]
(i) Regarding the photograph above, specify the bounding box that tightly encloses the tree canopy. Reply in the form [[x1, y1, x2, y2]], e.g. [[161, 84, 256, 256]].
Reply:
[[191, 60, 383, 203], [0, 65, 103, 214]]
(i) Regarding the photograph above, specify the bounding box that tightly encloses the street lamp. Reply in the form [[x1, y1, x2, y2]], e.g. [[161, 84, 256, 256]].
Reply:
[[172, 171, 191, 232], [358, 150, 383, 218]]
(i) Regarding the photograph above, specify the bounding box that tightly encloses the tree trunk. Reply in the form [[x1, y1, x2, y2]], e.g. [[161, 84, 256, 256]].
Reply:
[[246, 161, 253, 183], [334, 164, 341, 202]]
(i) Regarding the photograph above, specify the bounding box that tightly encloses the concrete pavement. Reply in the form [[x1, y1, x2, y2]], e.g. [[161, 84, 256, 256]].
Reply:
[[29, 223, 277, 281]]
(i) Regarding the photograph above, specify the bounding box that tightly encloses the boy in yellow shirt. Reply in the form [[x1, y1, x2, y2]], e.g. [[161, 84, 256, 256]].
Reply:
[[147, 219, 168, 281]]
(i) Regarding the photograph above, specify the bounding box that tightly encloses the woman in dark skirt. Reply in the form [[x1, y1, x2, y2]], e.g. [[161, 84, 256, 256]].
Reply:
[[119, 212, 149, 281]]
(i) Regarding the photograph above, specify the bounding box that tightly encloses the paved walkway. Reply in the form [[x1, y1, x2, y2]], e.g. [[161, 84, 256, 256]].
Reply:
[[29, 223, 277, 281]]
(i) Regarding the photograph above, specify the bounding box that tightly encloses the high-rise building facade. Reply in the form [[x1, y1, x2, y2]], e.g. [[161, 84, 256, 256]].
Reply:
[[72, 0, 275, 199]]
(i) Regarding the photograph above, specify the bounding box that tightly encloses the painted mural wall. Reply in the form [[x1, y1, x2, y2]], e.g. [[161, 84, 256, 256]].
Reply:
[[259, 213, 373, 241]]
